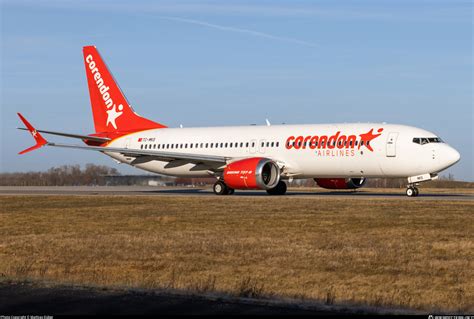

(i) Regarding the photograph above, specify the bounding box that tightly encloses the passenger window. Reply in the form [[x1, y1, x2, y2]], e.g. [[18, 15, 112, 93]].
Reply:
[[246, 142, 249, 147], [140, 144, 143, 149], [205, 143, 208, 148], [276, 142, 279, 147], [190, 144, 193, 148], [240, 142, 243, 147], [225, 143, 228, 148], [271, 142, 274, 147], [230, 143, 233, 147], [252, 142, 255, 147]]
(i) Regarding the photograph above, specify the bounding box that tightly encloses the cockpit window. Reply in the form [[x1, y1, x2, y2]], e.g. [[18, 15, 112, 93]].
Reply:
[[427, 137, 443, 143], [413, 137, 443, 145]]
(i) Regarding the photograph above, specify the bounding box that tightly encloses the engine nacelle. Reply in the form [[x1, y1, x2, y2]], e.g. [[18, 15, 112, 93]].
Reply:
[[224, 158, 280, 190], [314, 178, 366, 189]]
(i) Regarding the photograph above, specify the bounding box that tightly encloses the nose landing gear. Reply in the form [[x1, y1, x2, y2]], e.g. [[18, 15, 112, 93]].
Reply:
[[406, 185, 419, 197]]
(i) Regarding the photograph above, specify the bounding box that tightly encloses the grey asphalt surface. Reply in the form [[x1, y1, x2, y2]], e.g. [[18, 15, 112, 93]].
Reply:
[[0, 186, 472, 200], [0, 281, 388, 315]]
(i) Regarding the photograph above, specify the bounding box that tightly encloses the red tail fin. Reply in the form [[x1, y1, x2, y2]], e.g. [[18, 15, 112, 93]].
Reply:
[[83, 46, 166, 133]]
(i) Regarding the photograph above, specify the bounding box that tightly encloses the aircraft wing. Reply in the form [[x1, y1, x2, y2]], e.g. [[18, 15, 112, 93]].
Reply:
[[49, 142, 229, 165], [17, 113, 228, 166]]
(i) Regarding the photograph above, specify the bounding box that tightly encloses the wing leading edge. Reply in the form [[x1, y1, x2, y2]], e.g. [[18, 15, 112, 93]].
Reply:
[[17, 113, 228, 166]]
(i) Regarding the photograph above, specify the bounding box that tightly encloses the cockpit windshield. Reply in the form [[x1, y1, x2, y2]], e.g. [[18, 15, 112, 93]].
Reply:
[[412, 137, 443, 145]]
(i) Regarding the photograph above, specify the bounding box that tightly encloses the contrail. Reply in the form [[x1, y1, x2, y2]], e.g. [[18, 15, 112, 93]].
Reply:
[[159, 16, 317, 48]]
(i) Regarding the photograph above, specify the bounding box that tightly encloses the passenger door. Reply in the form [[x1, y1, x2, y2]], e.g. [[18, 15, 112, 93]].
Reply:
[[386, 132, 399, 157]]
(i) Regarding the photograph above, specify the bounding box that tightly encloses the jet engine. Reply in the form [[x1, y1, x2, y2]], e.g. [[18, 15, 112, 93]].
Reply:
[[314, 177, 366, 189], [224, 157, 280, 190]]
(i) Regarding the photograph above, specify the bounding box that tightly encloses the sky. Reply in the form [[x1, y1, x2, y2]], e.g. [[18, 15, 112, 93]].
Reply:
[[1, 0, 472, 180]]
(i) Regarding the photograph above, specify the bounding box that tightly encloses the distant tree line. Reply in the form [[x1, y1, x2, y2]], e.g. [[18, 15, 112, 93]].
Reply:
[[0, 164, 120, 186]]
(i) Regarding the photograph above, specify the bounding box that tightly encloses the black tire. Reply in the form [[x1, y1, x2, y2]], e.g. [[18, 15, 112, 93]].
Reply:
[[266, 181, 287, 195], [228, 188, 235, 195], [213, 181, 228, 195], [406, 187, 415, 197], [413, 187, 419, 197]]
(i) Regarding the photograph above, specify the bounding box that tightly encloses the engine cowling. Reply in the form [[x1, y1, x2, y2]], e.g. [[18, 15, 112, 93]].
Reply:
[[224, 158, 280, 190], [314, 178, 366, 189]]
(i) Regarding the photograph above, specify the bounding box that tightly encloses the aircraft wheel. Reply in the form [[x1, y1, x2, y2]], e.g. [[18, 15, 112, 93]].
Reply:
[[213, 181, 228, 195], [266, 181, 287, 195], [406, 187, 415, 197], [413, 187, 419, 197], [228, 188, 235, 195]]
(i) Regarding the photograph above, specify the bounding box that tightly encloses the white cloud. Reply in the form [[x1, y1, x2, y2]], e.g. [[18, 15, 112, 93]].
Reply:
[[159, 16, 317, 48]]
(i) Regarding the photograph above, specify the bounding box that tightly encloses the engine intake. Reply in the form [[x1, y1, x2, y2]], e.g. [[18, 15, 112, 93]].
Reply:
[[314, 177, 366, 189], [224, 158, 280, 190]]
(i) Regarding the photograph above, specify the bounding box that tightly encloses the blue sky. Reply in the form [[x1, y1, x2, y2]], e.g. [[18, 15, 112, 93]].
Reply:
[[1, 0, 472, 180]]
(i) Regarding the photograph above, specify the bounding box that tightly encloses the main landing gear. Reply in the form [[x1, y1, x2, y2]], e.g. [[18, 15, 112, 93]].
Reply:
[[406, 185, 419, 197], [266, 181, 287, 195], [213, 181, 234, 195], [213, 180, 287, 195]]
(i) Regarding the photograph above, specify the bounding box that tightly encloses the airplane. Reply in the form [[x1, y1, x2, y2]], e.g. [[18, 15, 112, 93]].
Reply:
[[17, 46, 461, 197]]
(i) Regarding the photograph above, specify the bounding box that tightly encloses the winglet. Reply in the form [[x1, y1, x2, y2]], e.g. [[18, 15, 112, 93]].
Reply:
[[17, 113, 48, 154]]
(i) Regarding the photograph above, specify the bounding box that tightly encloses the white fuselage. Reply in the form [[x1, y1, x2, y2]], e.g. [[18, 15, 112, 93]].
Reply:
[[104, 123, 460, 179]]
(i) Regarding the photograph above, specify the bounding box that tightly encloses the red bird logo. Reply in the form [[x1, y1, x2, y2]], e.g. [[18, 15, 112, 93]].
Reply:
[[358, 128, 384, 152]]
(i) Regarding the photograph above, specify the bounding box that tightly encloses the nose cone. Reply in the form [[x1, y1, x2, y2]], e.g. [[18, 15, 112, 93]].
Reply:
[[445, 146, 461, 167]]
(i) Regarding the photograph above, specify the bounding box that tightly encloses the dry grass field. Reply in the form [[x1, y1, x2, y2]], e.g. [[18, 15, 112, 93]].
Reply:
[[1, 194, 473, 312]]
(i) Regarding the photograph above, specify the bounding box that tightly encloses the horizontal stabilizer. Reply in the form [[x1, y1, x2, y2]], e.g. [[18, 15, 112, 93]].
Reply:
[[17, 113, 48, 154], [17, 127, 110, 143]]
